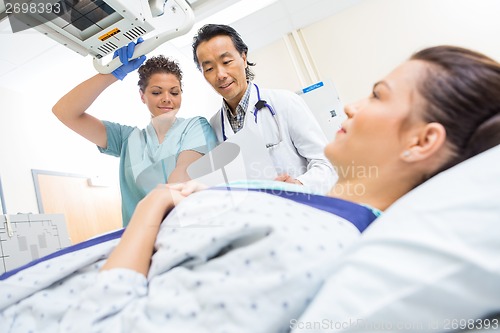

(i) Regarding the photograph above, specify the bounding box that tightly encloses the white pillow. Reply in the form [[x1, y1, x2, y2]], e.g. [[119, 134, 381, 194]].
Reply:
[[293, 144, 500, 332]]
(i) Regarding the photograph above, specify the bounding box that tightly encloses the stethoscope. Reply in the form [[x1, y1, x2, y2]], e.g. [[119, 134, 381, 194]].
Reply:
[[221, 83, 282, 148]]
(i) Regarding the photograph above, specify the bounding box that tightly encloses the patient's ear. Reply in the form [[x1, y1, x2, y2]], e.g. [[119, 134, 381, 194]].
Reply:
[[401, 122, 447, 161]]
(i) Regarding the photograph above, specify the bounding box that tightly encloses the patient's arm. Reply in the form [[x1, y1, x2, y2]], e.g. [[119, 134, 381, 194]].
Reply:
[[101, 186, 185, 276]]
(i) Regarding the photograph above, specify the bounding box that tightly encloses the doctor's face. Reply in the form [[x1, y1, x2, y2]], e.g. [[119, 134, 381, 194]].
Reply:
[[195, 35, 249, 111], [140, 73, 182, 119], [324, 60, 428, 178]]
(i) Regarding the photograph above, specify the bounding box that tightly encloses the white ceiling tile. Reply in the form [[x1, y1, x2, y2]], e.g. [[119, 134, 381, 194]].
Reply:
[[0, 19, 12, 33], [1, 29, 59, 66], [288, 0, 362, 30], [0, 58, 16, 77], [0, 42, 90, 92], [230, 1, 290, 48]]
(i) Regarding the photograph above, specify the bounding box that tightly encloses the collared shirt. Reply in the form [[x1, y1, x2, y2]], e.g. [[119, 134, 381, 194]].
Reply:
[[223, 82, 252, 133], [210, 84, 336, 194]]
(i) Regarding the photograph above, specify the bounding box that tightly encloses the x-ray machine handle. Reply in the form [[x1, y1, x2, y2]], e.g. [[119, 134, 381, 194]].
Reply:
[[93, 0, 195, 74]]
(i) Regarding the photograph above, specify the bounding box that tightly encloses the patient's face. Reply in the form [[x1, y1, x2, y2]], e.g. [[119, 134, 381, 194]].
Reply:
[[325, 60, 427, 178]]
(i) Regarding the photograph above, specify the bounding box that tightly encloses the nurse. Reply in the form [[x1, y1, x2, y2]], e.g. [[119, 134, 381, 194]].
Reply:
[[52, 43, 218, 226], [192, 24, 336, 194]]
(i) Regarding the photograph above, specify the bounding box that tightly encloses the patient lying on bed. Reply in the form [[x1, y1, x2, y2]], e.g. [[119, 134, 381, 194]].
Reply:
[[1, 45, 500, 333]]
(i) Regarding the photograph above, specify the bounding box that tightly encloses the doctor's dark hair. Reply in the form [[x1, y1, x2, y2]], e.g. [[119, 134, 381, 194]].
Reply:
[[137, 55, 183, 92], [192, 24, 256, 81], [411, 45, 500, 174]]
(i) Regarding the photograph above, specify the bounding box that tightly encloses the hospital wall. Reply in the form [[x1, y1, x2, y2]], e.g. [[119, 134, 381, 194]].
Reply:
[[2, 0, 500, 215], [251, 0, 500, 122]]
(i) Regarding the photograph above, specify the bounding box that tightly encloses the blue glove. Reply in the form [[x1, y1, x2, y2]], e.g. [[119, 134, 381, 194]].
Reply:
[[111, 37, 147, 80]]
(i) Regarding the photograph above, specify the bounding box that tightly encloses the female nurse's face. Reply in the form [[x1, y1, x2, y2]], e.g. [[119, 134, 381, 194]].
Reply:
[[324, 60, 428, 179], [140, 72, 182, 119]]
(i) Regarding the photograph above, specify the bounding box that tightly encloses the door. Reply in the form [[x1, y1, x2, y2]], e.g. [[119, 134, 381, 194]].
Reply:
[[32, 170, 122, 244]]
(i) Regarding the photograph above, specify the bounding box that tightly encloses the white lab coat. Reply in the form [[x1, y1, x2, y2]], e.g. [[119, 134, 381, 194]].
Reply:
[[210, 83, 337, 194]]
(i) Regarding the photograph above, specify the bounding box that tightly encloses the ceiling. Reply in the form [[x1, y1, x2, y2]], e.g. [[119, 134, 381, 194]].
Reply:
[[0, 0, 360, 84]]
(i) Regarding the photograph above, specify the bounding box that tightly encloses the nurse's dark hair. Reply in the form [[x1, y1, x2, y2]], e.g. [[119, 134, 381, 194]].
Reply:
[[137, 55, 183, 92], [411, 45, 500, 173], [192, 24, 256, 81]]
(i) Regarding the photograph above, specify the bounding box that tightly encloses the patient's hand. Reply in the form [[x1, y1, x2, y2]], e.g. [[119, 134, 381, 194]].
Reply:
[[101, 185, 186, 275], [131, 185, 187, 229], [166, 180, 209, 196]]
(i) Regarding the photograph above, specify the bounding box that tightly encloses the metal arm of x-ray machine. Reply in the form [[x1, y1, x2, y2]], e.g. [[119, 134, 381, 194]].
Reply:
[[1, 0, 194, 74], [93, 0, 195, 74]]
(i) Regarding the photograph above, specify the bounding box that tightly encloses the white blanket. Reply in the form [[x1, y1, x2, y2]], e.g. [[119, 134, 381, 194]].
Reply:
[[0, 189, 374, 333]]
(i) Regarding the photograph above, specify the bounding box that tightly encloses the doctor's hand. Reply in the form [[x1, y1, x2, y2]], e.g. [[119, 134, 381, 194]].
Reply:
[[166, 180, 209, 197], [111, 37, 147, 81], [275, 173, 303, 185]]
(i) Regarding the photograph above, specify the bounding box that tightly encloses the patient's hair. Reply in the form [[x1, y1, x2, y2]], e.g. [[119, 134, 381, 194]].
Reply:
[[137, 55, 183, 92], [192, 24, 256, 81], [412, 45, 500, 173]]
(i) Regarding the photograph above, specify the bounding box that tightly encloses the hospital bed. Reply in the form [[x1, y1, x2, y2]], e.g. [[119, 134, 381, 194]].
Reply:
[[0, 144, 499, 332]]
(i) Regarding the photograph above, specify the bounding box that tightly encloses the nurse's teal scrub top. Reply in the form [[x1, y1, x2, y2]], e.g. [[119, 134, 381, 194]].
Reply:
[[98, 116, 218, 226]]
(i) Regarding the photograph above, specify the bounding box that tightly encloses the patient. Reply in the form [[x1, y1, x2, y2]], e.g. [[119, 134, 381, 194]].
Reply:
[[1, 46, 499, 332], [105, 44, 500, 273]]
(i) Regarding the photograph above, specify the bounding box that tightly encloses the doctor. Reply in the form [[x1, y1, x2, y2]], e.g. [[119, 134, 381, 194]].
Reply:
[[192, 24, 336, 194]]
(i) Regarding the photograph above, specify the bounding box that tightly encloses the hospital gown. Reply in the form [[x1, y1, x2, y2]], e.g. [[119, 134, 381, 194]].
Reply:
[[0, 187, 378, 333]]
